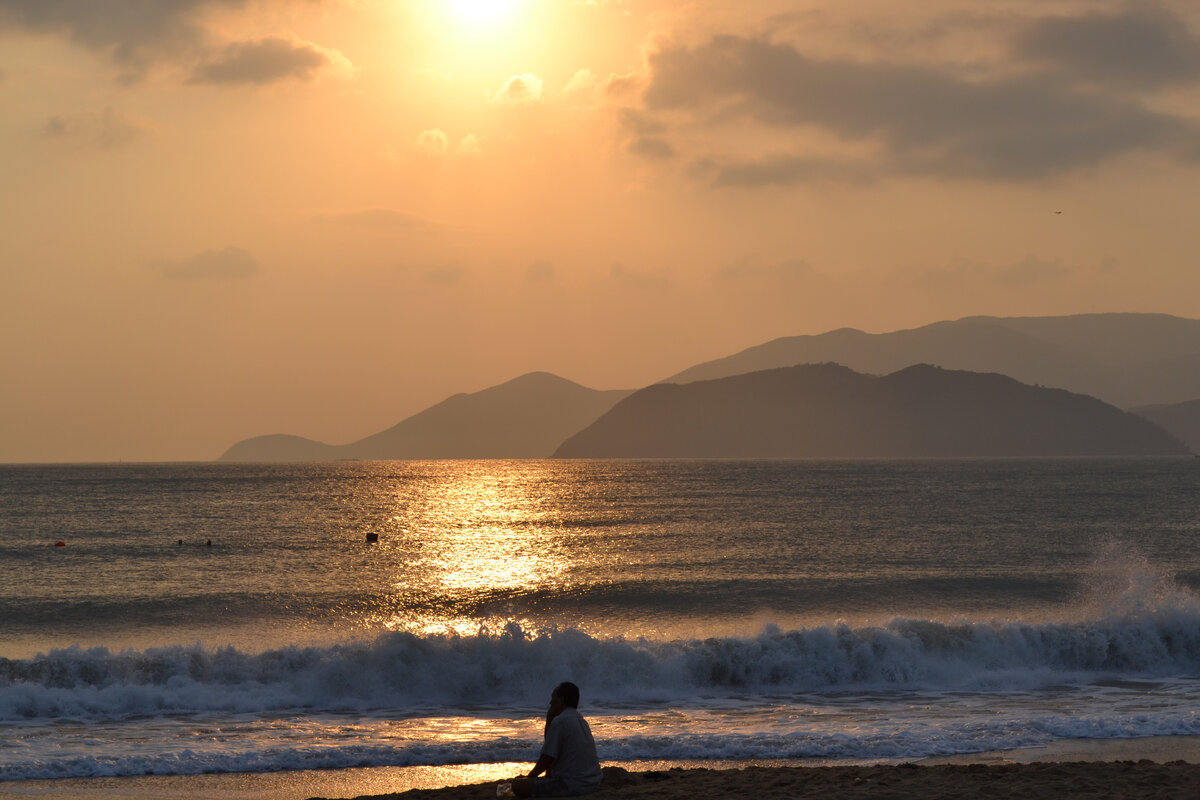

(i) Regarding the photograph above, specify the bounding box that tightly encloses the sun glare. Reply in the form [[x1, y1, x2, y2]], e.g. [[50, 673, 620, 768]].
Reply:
[[448, 0, 520, 26]]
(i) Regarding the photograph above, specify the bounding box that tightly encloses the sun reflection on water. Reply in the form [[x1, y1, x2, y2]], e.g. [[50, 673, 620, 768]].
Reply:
[[381, 462, 577, 635]]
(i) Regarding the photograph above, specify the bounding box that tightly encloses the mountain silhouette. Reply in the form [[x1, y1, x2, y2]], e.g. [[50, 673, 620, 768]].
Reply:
[[555, 363, 1188, 458], [219, 372, 631, 461], [1130, 399, 1200, 455], [220, 434, 337, 462], [664, 313, 1200, 409]]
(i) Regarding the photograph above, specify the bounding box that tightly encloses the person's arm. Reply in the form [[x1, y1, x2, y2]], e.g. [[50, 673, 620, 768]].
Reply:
[[512, 753, 557, 797], [514, 703, 566, 796], [526, 752, 557, 779]]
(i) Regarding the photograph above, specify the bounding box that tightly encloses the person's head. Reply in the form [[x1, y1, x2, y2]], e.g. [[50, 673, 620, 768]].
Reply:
[[551, 681, 580, 709]]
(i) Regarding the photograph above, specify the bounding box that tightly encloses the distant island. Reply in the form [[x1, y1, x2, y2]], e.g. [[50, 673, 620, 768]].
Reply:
[[220, 372, 631, 461], [554, 363, 1188, 458], [220, 312, 1200, 461]]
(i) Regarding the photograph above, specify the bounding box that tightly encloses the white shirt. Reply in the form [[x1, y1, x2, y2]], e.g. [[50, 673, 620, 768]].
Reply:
[[541, 707, 602, 792]]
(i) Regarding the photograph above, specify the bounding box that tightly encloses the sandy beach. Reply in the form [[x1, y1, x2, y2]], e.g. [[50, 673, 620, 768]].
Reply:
[[314, 761, 1200, 800], [302, 737, 1200, 800]]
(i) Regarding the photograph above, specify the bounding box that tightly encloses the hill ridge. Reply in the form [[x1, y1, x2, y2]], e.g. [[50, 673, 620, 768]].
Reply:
[[556, 362, 1187, 458]]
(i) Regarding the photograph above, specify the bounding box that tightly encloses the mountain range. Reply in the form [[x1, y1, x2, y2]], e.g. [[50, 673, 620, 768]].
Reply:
[[220, 312, 1200, 461], [555, 363, 1187, 458], [666, 313, 1200, 409]]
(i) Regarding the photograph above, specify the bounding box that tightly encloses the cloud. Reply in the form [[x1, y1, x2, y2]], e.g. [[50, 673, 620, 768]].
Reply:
[[1014, 5, 1200, 88], [628, 136, 674, 159], [526, 260, 555, 283], [0, 0, 245, 78], [719, 255, 812, 283], [412, 130, 482, 159], [41, 107, 147, 150], [310, 209, 431, 231], [603, 71, 641, 98], [188, 36, 340, 85], [423, 264, 465, 284], [633, 18, 1200, 183], [153, 246, 260, 280], [491, 73, 544, 105], [914, 255, 1069, 291], [605, 262, 670, 289], [698, 154, 875, 188], [563, 68, 598, 95], [0, 2, 347, 84], [456, 133, 483, 157], [618, 108, 673, 158], [415, 128, 449, 156]]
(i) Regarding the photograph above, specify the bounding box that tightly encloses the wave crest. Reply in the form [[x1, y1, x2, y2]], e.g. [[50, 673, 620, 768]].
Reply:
[[4, 600, 1200, 722]]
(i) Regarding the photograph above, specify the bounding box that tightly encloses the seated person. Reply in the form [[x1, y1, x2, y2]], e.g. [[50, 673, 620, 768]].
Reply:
[[512, 682, 602, 797]]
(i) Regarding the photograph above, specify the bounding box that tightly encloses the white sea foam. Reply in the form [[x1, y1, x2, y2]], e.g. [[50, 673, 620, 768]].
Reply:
[[3, 599, 1200, 724], [3, 703, 1200, 781]]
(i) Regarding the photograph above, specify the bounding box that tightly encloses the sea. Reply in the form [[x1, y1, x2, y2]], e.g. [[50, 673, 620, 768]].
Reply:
[[2, 458, 1200, 797]]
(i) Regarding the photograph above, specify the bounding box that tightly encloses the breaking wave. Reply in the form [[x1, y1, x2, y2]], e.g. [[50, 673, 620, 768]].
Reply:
[[4, 599, 1200, 723]]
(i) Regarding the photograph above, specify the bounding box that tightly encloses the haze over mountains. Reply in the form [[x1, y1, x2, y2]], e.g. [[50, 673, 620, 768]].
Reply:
[[666, 313, 1200, 409], [220, 312, 1200, 461], [221, 373, 630, 462]]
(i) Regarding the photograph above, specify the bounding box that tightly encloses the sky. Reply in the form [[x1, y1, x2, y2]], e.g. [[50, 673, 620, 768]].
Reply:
[[3, 0, 1200, 462]]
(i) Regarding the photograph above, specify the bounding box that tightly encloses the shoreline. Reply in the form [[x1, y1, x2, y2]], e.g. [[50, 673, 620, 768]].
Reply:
[[361, 758, 1200, 800], [4, 736, 1200, 800]]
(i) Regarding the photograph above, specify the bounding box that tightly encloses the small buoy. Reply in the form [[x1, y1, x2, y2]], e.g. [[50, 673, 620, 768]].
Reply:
[[54, 541, 66, 547], [365, 532, 379, 543]]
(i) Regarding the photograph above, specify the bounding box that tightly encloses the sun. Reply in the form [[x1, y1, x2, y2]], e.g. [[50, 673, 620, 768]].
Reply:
[[448, 0, 521, 26]]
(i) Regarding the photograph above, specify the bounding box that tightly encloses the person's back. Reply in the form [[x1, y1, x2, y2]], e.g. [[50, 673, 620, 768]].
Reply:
[[542, 704, 601, 793], [511, 682, 602, 797]]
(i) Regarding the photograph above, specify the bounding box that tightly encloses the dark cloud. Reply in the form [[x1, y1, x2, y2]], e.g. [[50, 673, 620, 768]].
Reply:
[[618, 108, 666, 136], [1014, 5, 1200, 88], [697, 154, 875, 188], [640, 33, 1193, 182], [0, 0, 244, 78], [618, 108, 674, 158], [41, 107, 145, 149], [189, 36, 331, 85], [628, 136, 674, 159], [154, 246, 260, 280]]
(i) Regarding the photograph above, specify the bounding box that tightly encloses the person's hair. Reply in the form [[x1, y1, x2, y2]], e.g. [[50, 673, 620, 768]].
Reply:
[[553, 681, 580, 708]]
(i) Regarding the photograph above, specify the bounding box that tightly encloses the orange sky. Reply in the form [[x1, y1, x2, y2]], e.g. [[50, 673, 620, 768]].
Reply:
[[3, 0, 1200, 461]]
